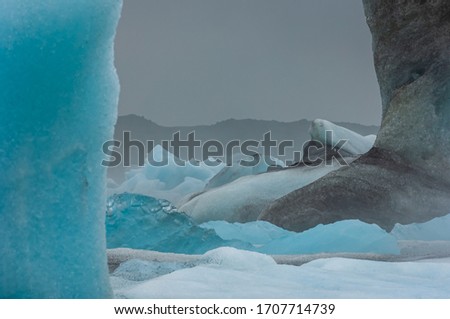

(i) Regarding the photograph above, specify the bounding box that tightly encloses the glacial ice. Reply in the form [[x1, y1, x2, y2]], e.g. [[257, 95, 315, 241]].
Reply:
[[391, 213, 450, 241], [114, 247, 450, 298], [309, 119, 376, 155], [201, 220, 400, 255], [110, 145, 224, 205], [0, 0, 122, 298], [106, 193, 252, 254], [200, 220, 289, 246], [106, 193, 399, 255], [205, 152, 285, 190], [180, 161, 349, 223]]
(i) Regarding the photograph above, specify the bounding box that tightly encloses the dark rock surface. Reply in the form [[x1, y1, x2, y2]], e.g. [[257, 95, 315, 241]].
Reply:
[[260, 0, 450, 231]]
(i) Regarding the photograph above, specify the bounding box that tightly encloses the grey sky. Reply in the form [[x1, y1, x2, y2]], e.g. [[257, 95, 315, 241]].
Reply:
[[115, 0, 381, 126]]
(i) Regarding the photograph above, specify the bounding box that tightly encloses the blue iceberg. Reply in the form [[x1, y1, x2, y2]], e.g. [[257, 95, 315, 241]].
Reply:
[[106, 193, 252, 254], [107, 193, 399, 255], [0, 0, 122, 298]]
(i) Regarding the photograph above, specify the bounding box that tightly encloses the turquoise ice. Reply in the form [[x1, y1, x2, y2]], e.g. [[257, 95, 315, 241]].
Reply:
[[106, 193, 252, 254], [0, 0, 122, 298], [106, 193, 400, 255]]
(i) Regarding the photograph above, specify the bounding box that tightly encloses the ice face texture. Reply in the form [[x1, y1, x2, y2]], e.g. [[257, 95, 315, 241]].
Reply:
[[364, 0, 450, 179], [0, 0, 123, 298], [106, 193, 252, 254]]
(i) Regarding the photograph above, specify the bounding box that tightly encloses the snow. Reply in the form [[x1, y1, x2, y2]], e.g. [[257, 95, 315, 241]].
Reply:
[[113, 247, 450, 298], [0, 0, 122, 298], [391, 213, 450, 241], [111, 145, 224, 205], [180, 161, 350, 223], [309, 119, 376, 155]]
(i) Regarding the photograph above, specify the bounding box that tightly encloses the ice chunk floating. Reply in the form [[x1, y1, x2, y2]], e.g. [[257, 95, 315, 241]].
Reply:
[[201, 220, 400, 255], [106, 193, 252, 254], [106, 193, 399, 255], [0, 0, 123, 298], [391, 213, 450, 241]]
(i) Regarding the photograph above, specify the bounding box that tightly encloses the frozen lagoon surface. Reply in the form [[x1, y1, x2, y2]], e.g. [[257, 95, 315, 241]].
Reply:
[[111, 247, 450, 299]]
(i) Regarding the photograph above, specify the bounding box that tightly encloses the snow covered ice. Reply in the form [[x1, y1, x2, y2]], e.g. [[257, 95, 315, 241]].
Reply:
[[309, 119, 376, 155], [180, 161, 347, 223], [0, 0, 122, 298], [112, 247, 450, 298]]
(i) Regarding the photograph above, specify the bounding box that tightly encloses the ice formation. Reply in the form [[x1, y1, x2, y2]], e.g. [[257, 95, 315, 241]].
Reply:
[[260, 0, 450, 233], [201, 220, 399, 255], [106, 193, 251, 254], [0, 0, 122, 298], [110, 145, 224, 205], [106, 193, 399, 255], [205, 152, 285, 190], [180, 161, 347, 223], [309, 119, 376, 155], [391, 213, 450, 241]]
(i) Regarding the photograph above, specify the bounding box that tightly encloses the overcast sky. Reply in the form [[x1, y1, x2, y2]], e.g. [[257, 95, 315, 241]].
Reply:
[[114, 0, 381, 127]]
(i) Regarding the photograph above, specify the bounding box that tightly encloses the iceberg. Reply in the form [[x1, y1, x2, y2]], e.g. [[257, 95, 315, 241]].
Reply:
[[111, 145, 224, 205], [106, 193, 252, 254], [308, 119, 376, 155], [106, 194, 399, 255], [0, 0, 122, 298], [391, 213, 450, 241], [205, 152, 285, 190], [260, 0, 450, 234], [180, 161, 348, 223], [201, 220, 399, 255]]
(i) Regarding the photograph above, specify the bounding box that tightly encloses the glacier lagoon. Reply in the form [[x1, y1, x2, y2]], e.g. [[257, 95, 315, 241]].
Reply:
[[2, 0, 450, 300], [106, 192, 450, 298], [104, 128, 450, 299]]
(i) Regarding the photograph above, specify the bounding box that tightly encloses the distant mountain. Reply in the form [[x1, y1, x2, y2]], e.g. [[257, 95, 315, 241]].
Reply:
[[108, 114, 379, 182]]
